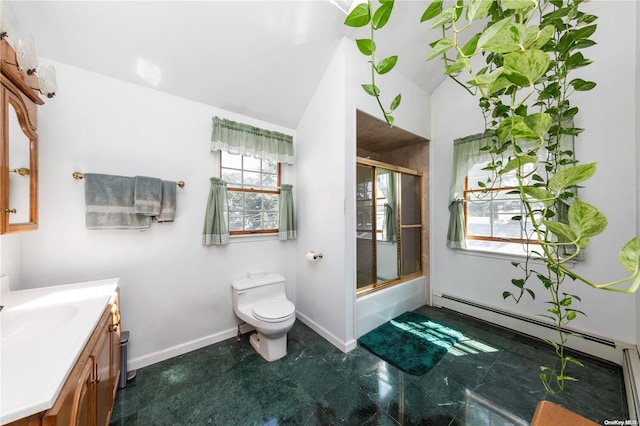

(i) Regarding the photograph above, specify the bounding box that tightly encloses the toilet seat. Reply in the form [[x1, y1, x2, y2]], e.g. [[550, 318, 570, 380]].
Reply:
[[252, 298, 295, 323]]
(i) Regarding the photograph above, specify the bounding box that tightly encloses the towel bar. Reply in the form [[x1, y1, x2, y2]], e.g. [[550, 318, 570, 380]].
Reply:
[[73, 172, 185, 187]]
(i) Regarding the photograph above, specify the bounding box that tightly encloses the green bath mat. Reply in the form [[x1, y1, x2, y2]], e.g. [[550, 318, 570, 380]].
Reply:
[[358, 311, 463, 376]]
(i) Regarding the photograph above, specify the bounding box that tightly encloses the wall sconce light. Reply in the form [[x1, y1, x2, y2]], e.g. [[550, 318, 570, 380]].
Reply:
[[15, 35, 38, 75], [37, 65, 56, 98], [0, 0, 15, 40]]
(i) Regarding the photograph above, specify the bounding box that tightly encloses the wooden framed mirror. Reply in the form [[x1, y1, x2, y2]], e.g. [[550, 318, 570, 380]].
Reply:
[[1, 39, 42, 234]]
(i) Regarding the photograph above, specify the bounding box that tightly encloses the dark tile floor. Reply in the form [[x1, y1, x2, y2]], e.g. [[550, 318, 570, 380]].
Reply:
[[110, 305, 628, 425]]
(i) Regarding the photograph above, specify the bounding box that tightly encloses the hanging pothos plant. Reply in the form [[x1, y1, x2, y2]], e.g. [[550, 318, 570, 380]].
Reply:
[[346, 0, 640, 394]]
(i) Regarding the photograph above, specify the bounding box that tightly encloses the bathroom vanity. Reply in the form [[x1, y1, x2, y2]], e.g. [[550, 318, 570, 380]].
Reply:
[[1, 279, 121, 426]]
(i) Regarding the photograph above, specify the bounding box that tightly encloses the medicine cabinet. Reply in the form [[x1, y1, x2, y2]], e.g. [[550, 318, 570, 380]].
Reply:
[[1, 39, 42, 234]]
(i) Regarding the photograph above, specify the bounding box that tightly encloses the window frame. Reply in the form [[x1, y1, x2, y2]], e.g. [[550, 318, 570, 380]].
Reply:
[[220, 152, 281, 235], [463, 164, 542, 247]]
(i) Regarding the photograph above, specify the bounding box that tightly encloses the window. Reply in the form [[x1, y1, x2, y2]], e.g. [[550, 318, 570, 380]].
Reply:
[[463, 161, 544, 254], [220, 151, 280, 234]]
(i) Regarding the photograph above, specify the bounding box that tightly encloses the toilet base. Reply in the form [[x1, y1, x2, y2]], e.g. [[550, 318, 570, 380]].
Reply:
[[250, 332, 287, 362]]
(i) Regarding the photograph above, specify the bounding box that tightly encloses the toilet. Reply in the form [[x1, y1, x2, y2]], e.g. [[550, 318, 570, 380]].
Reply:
[[231, 273, 296, 361]]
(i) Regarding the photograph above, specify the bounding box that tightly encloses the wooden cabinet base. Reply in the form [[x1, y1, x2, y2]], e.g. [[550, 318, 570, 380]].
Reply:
[[6, 291, 121, 426]]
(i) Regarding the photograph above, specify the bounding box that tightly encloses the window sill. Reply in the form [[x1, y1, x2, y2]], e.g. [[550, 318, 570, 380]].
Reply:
[[454, 240, 578, 266], [455, 240, 543, 263], [229, 233, 279, 243]]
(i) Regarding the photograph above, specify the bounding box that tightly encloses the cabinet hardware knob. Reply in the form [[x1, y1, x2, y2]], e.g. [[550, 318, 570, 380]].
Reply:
[[110, 323, 120, 332], [1, 209, 16, 214]]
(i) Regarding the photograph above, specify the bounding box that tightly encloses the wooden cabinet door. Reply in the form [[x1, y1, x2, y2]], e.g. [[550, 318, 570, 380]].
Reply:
[[94, 324, 112, 426], [109, 297, 122, 401], [42, 356, 93, 426]]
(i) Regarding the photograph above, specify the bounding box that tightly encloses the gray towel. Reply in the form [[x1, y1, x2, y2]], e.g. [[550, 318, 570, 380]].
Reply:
[[84, 173, 151, 230], [156, 180, 177, 222], [134, 176, 162, 216]]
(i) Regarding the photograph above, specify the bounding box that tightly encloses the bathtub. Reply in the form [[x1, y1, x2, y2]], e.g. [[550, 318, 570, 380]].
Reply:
[[355, 276, 427, 338]]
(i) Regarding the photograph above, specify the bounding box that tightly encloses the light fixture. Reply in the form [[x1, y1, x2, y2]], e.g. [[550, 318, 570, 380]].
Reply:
[[15, 35, 38, 74], [0, 0, 15, 40], [10, 168, 30, 176], [37, 65, 57, 98]]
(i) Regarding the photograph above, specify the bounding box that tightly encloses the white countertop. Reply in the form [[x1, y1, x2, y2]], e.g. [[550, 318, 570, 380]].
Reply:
[[0, 278, 119, 425]]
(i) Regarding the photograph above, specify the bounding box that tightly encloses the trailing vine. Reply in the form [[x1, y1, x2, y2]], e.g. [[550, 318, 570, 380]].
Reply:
[[346, 0, 640, 394]]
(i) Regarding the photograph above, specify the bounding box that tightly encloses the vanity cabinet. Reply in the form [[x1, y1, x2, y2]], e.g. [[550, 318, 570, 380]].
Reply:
[[6, 292, 121, 426], [1, 39, 42, 234]]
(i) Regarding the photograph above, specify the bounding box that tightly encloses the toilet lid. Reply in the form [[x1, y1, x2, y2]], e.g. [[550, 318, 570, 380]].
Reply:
[[252, 298, 295, 322]]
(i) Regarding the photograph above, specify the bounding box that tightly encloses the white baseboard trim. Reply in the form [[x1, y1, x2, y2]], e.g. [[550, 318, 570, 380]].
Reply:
[[296, 311, 357, 353], [128, 313, 357, 371], [128, 327, 239, 371], [433, 292, 624, 364]]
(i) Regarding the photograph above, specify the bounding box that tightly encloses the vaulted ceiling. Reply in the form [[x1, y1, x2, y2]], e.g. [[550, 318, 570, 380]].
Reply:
[[7, 1, 446, 129]]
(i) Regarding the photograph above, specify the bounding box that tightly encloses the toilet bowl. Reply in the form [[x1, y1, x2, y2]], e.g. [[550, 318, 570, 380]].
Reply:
[[231, 273, 296, 361]]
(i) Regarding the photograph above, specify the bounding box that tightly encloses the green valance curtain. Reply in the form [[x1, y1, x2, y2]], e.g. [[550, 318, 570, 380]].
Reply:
[[203, 178, 229, 246], [278, 184, 297, 240], [211, 116, 294, 165], [447, 133, 495, 249]]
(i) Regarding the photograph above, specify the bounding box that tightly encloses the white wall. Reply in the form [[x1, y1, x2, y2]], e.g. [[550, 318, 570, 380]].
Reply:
[[431, 1, 638, 345], [10, 61, 297, 369], [294, 37, 431, 351]]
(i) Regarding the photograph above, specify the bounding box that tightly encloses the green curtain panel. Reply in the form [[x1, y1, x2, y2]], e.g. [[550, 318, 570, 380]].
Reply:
[[378, 169, 397, 242], [211, 116, 294, 165], [278, 184, 296, 241], [447, 133, 494, 249], [203, 177, 229, 246]]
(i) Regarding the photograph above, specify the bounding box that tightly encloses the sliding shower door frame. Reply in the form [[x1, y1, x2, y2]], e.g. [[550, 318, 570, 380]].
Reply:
[[356, 157, 424, 297]]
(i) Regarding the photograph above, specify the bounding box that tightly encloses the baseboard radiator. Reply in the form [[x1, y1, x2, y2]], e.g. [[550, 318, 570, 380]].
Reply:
[[623, 348, 640, 422], [434, 292, 640, 421], [434, 292, 618, 360]]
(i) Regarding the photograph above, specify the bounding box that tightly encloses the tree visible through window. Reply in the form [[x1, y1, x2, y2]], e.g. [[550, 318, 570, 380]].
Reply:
[[464, 161, 544, 245], [221, 151, 280, 234]]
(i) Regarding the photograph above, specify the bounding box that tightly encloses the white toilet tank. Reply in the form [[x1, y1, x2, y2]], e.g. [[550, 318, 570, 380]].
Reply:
[[231, 273, 287, 308]]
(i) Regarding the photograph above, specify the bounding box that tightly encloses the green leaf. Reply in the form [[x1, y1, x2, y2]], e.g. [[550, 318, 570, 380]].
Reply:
[[356, 38, 376, 56], [568, 198, 608, 238], [548, 163, 596, 192], [528, 25, 554, 49], [566, 311, 577, 320], [390, 93, 401, 111], [460, 33, 480, 57], [430, 7, 455, 29], [502, 0, 536, 9], [427, 37, 455, 61], [566, 51, 593, 70], [445, 58, 467, 74], [524, 112, 553, 139], [372, 0, 394, 29], [569, 24, 597, 41], [511, 278, 525, 289], [377, 55, 398, 74], [543, 220, 577, 242], [502, 49, 551, 86], [478, 17, 513, 50], [466, 0, 492, 21], [526, 288, 536, 300], [499, 155, 538, 175], [361, 84, 380, 96], [344, 3, 371, 27], [619, 236, 640, 273], [421, 0, 443, 22], [523, 187, 555, 208], [481, 23, 523, 54], [570, 78, 596, 91], [503, 291, 512, 299], [565, 356, 584, 367], [384, 113, 395, 127]]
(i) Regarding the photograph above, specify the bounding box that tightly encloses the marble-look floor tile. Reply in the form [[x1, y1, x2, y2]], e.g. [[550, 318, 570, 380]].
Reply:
[[111, 307, 628, 426]]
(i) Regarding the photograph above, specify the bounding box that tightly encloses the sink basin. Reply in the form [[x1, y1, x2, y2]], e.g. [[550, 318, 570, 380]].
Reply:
[[1, 304, 80, 345]]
